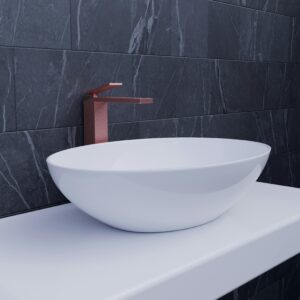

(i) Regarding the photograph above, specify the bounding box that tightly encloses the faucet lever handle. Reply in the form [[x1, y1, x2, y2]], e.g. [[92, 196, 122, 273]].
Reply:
[[87, 82, 123, 98]]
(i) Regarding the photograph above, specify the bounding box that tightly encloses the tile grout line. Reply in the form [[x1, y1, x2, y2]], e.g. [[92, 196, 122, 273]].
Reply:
[[0, 45, 299, 66], [1, 107, 300, 136], [209, 0, 300, 20]]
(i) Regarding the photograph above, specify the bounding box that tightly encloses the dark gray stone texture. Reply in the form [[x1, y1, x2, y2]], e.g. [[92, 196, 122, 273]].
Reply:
[[208, 2, 291, 62], [0, 47, 15, 132], [213, 0, 300, 18], [0, 0, 70, 49]]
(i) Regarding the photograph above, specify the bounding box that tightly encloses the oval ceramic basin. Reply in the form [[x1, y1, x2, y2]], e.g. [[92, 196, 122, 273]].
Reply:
[[47, 138, 271, 232]]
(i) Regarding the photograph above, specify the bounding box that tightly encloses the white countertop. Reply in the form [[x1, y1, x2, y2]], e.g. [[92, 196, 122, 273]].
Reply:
[[1, 182, 300, 300]]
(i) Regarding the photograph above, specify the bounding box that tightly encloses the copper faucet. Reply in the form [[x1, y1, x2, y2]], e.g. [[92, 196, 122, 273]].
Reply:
[[84, 83, 153, 144]]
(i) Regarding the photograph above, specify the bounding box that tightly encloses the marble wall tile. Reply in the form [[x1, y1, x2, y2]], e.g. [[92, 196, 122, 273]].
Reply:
[[177, 116, 204, 137], [109, 119, 179, 141], [130, 56, 224, 120], [201, 109, 239, 139], [128, 57, 286, 120], [109, 122, 139, 142], [16, 49, 223, 128], [260, 151, 294, 186], [208, 2, 291, 62], [282, 267, 300, 299], [240, 9, 290, 62], [175, 60, 299, 115], [290, 17, 300, 63], [0, 0, 19, 46], [71, 0, 171, 55], [286, 109, 300, 152], [202, 110, 288, 154], [0, 127, 82, 217], [71, 0, 211, 57], [171, 0, 208, 57], [177, 110, 288, 154], [132, 55, 179, 121], [14, 47, 300, 134], [252, 110, 288, 155], [175, 59, 223, 117], [208, 2, 240, 60], [215, 60, 267, 112], [263, 63, 288, 110], [138, 118, 178, 138], [0, 0, 70, 49], [212, 0, 300, 18], [15, 50, 225, 128], [280, 63, 300, 109], [0, 47, 16, 132], [289, 151, 300, 188], [14, 48, 137, 130]]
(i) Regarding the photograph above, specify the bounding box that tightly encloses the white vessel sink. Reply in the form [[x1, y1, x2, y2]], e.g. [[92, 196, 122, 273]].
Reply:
[[47, 138, 271, 232]]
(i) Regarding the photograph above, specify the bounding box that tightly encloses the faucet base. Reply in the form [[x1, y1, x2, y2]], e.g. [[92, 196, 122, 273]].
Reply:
[[84, 99, 108, 144]]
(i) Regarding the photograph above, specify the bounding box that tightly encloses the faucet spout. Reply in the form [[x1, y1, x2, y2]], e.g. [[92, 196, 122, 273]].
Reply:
[[94, 97, 153, 104], [84, 83, 153, 145]]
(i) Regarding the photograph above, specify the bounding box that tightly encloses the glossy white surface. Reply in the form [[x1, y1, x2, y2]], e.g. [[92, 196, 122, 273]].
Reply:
[[47, 138, 271, 232], [1, 183, 300, 300]]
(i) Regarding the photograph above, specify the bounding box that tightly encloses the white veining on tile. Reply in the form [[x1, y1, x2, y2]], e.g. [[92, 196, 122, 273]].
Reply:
[[24, 131, 50, 204], [11, 0, 22, 43], [262, 0, 271, 11], [133, 56, 143, 97], [67, 127, 77, 148], [60, 15, 70, 47], [155, 68, 177, 117], [269, 110, 277, 153], [214, 60, 226, 112], [35, 107, 47, 129], [2, 105, 6, 132], [76, 0, 82, 49], [53, 50, 67, 127], [252, 11, 259, 61], [290, 18, 296, 60], [0, 153, 30, 209], [128, 0, 156, 54], [174, 0, 184, 56]]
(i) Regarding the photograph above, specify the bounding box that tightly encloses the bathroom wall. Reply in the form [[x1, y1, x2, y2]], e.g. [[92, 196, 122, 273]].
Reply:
[[0, 0, 300, 218], [0, 0, 300, 298]]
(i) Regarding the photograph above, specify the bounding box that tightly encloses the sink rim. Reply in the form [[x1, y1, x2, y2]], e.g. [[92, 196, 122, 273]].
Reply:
[[47, 137, 271, 174]]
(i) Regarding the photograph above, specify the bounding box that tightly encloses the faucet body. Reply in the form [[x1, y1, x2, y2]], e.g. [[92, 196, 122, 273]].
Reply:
[[84, 83, 153, 144]]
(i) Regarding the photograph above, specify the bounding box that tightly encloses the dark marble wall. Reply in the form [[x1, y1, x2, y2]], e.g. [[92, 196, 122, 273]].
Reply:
[[220, 254, 300, 300], [0, 0, 300, 298]]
